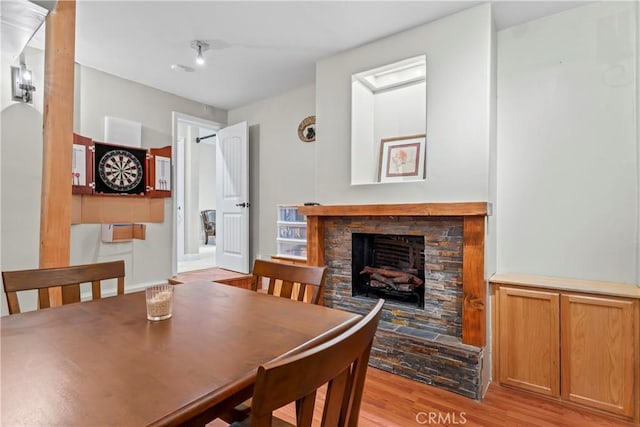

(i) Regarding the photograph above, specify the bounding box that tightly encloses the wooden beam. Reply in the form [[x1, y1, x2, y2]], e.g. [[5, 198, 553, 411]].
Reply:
[[462, 216, 486, 347], [40, 0, 76, 307], [305, 216, 325, 304], [298, 202, 488, 217]]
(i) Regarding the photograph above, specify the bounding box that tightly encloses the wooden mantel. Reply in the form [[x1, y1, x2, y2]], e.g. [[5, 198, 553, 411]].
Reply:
[[299, 202, 488, 348], [298, 202, 488, 217]]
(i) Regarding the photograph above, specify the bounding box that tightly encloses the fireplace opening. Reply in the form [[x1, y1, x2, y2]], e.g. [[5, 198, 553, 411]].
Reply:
[[352, 233, 425, 309]]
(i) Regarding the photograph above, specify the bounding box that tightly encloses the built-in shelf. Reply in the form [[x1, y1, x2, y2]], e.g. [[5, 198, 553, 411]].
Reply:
[[72, 195, 164, 224], [276, 205, 307, 259]]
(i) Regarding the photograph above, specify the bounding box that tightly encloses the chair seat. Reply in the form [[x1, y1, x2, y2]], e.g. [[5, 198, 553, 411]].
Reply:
[[219, 400, 251, 423], [230, 415, 293, 427], [221, 259, 329, 425]]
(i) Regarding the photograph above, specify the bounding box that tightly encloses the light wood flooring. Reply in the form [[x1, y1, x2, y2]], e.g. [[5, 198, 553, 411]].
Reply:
[[209, 367, 636, 427], [169, 267, 251, 285]]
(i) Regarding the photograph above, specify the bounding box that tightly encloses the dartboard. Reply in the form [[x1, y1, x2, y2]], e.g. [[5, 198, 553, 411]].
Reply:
[[94, 143, 146, 194]]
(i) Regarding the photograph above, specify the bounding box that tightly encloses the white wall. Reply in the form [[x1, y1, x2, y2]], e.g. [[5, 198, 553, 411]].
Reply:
[[351, 80, 425, 184], [373, 82, 426, 150], [198, 143, 216, 213], [315, 4, 494, 203], [497, 2, 638, 284], [184, 125, 200, 254], [1, 48, 47, 315], [197, 139, 216, 246], [73, 65, 226, 284], [1, 104, 43, 270], [1, 60, 227, 314], [351, 81, 375, 184], [228, 84, 316, 262]]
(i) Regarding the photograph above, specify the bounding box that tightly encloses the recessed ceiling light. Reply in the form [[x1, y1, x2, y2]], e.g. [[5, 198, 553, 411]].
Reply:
[[171, 64, 195, 72]]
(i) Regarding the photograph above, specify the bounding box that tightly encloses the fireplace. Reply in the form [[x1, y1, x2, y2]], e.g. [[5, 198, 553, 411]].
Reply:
[[352, 233, 425, 308], [299, 203, 489, 400]]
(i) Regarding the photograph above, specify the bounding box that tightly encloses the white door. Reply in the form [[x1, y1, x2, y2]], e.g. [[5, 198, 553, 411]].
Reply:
[[216, 121, 250, 273]]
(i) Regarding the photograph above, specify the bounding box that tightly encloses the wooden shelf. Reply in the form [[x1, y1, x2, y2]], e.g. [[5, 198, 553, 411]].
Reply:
[[72, 195, 164, 224], [490, 273, 640, 299], [298, 202, 489, 217]]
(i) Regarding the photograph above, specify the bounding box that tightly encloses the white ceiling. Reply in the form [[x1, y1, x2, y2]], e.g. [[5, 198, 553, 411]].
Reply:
[[14, 1, 590, 111]]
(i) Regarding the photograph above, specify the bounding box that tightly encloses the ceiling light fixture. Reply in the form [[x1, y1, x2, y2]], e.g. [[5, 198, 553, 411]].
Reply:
[[191, 40, 209, 66], [10, 54, 36, 103]]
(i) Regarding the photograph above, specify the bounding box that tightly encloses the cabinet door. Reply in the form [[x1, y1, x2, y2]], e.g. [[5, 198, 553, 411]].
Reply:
[[561, 294, 634, 417], [498, 287, 560, 397]]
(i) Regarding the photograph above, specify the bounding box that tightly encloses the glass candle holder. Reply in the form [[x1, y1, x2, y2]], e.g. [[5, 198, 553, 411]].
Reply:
[[145, 284, 174, 321]]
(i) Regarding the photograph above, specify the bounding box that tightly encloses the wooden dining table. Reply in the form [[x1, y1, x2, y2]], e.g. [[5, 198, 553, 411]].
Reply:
[[1, 280, 361, 426]]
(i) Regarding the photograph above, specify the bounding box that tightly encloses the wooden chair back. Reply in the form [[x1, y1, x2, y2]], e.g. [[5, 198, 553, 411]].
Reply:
[[251, 259, 327, 305], [2, 260, 125, 314], [248, 299, 384, 427]]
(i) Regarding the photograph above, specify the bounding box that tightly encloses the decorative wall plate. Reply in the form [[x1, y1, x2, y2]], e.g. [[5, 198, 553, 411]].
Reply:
[[297, 115, 316, 142], [94, 143, 147, 195]]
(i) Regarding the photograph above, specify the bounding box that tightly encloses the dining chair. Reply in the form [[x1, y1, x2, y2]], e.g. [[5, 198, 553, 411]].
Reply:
[[201, 209, 216, 244], [218, 259, 329, 423], [251, 259, 327, 305], [229, 298, 384, 427], [2, 260, 125, 314]]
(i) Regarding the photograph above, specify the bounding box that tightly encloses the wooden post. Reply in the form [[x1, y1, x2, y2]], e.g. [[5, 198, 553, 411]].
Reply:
[[40, 0, 76, 307], [462, 216, 486, 347], [305, 216, 325, 267], [305, 215, 325, 304]]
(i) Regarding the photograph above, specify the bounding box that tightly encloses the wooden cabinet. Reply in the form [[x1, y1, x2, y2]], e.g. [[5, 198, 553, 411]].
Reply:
[[561, 294, 635, 417], [492, 277, 639, 422], [498, 287, 559, 397]]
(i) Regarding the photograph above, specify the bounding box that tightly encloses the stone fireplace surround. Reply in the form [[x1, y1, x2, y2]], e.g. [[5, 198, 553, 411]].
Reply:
[[298, 203, 488, 399]]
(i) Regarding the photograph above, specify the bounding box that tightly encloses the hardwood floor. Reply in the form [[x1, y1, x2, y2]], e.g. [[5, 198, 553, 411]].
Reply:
[[169, 267, 251, 285], [209, 367, 636, 426]]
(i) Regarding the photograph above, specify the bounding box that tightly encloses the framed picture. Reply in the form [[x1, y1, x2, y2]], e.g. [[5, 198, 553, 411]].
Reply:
[[378, 134, 426, 183]]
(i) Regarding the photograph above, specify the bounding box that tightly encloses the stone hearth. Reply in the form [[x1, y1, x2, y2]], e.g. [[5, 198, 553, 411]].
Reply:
[[298, 203, 488, 400]]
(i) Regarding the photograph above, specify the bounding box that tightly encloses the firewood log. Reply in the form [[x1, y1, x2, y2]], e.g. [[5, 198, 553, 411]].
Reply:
[[391, 274, 413, 284], [371, 273, 396, 287], [362, 266, 406, 278], [363, 266, 424, 286], [369, 280, 387, 288]]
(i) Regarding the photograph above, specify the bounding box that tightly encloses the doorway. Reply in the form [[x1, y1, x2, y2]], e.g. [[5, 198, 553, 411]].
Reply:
[[171, 112, 223, 274]]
